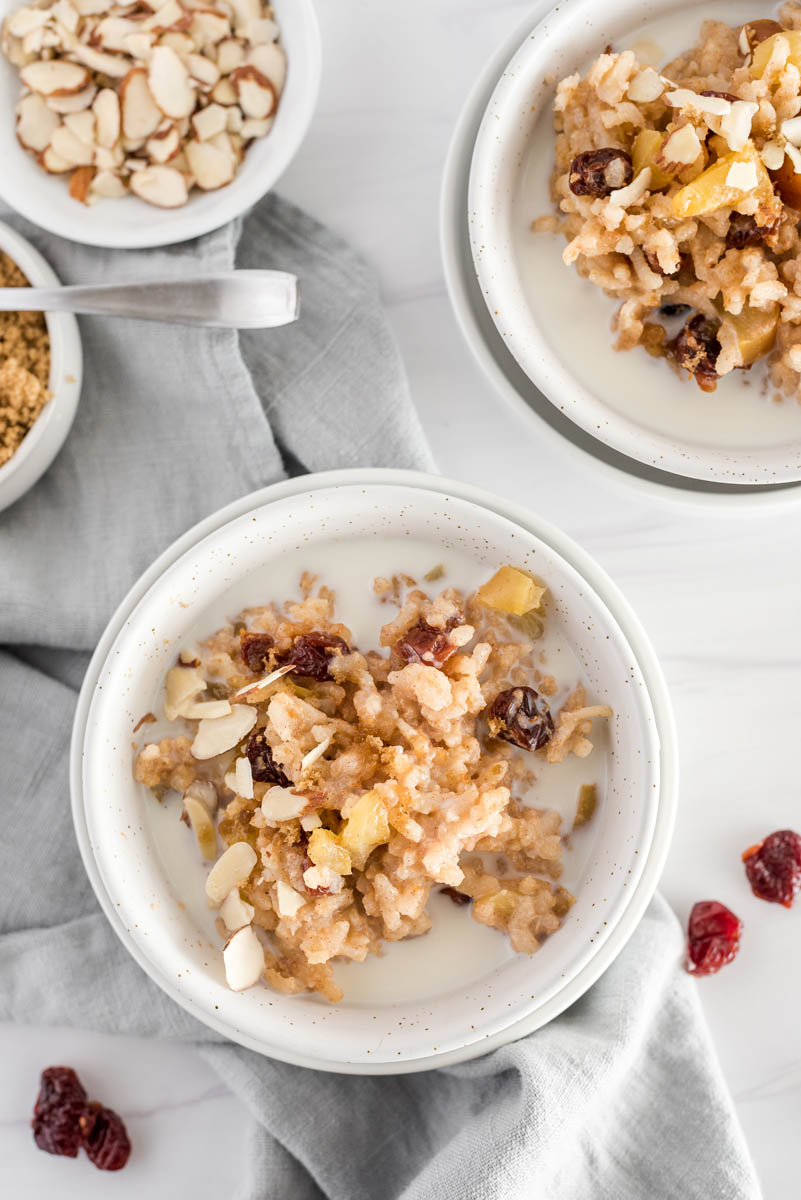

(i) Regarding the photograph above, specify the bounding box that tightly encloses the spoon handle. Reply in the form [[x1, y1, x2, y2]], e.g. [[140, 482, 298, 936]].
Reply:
[[0, 270, 299, 329]]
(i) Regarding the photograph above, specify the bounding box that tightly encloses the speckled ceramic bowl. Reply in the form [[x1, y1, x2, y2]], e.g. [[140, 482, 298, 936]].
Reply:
[[468, 0, 801, 485], [70, 470, 676, 1073]]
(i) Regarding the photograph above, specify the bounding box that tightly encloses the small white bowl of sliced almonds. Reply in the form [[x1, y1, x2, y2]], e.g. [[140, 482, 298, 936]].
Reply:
[[0, 0, 320, 247]]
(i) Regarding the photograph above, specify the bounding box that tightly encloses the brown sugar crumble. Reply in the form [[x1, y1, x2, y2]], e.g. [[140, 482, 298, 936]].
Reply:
[[0, 251, 50, 469]]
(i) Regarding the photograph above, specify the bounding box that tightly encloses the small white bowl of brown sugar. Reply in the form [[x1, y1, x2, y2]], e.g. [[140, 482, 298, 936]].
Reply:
[[0, 219, 81, 513]]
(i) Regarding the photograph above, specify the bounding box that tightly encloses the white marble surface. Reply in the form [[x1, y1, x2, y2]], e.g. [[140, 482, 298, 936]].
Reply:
[[3, 1, 800, 1195]]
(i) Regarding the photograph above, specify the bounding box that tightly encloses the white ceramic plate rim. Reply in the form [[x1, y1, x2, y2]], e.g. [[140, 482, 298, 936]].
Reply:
[[441, 4, 801, 511], [0, 0, 321, 249], [70, 468, 678, 1075], [0, 219, 82, 511], [466, 0, 801, 487]]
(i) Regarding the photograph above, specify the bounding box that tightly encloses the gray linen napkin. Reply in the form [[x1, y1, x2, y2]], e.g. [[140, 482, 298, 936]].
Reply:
[[0, 198, 759, 1199]]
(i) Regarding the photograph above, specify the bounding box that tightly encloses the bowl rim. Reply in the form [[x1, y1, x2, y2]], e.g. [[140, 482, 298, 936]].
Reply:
[[0, 0, 321, 249], [69, 467, 678, 1075], [466, 0, 801, 487], [0, 219, 82, 512], [440, 2, 801, 511]]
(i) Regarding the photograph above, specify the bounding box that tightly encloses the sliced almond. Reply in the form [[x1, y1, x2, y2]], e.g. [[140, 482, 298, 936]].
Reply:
[[52, 0, 80, 34], [300, 812, 322, 832], [246, 41, 285, 93], [68, 40, 131, 77], [93, 14, 139, 51], [142, 0, 191, 32], [761, 139, 786, 171], [725, 160, 758, 190], [39, 144, 72, 172], [205, 840, 257, 904], [51, 123, 95, 165], [240, 115, 271, 140], [662, 123, 702, 166], [229, 0, 259, 34], [220, 888, 255, 931], [246, 17, 278, 46], [148, 44, 196, 118], [72, 0, 115, 13], [46, 85, 97, 114], [184, 778, 218, 813], [225, 103, 242, 132], [191, 703, 257, 759], [302, 863, 343, 894], [94, 143, 124, 168], [719, 100, 758, 153], [130, 162, 189, 204], [222, 924, 263, 991], [299, 735, 331, 772], [627, 67, 664, 103], [183, 794, 218, 859], [275, 880, 304, 919], [216, 36, 244, 74], [211, 76, 236, 104], [68, 164, 95, 204], [16, 92, 60, 153], [183, 697, 232, 719], [125, 155, 148, 171], [6, 7, 49, 38], [260, 785, 306, 822], [125, 30, 155, 60], [191, 100, 226, 139], [91, 168, 127, 196], [64, 109, 96, 144], [120, 66, 162, 140], [20, 59, 90, 96], [164, 664, 206, 721], [146, 122, 180, 161], [184, 137, 234, 188], [233, 754, 254, 799], [186, 52, 220, 88], [158, 29, 194, 55], [232, 663, 293, 699], [93, 87, 120, 148], [19, 27, 45, 57], [189, 6, 230, 47], [230, 64, 274, 119]]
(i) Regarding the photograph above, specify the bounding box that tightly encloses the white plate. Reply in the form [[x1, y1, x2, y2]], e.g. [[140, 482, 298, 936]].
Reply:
[[71, 470, 677, 1074], [0, 0, 320, 248], [467, 0, 801, 486], [0, 219, 81, 512]]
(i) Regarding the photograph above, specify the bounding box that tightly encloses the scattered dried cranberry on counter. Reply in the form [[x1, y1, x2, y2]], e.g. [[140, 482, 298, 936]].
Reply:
[[685, 900, 742, 976], [278, 632, 350, 681], [487, 686, 554, 752], [568, 148, 632, 197], [240, 630, 275, 673], [246, 730, 292, 787], [742, 829, 801, 907], [32, 1067, 87, 1158], [396, 620, 457, 669], [31, 1066, 130, 1171], [79, 1104, 131, 1172]]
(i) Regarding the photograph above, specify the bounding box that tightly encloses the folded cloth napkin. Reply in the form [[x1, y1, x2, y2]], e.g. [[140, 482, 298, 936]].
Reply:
[[0, 197, 760, 1200]]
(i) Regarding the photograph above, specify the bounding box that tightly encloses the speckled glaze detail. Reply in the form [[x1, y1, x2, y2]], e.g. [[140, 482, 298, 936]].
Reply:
[[467, 0, 801, 487], [0, 220, 81, 514], [70, 470, 676, 1074]]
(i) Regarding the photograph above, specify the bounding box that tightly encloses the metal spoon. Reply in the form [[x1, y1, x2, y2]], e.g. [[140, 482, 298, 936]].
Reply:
[[0, 270, 299, 329]]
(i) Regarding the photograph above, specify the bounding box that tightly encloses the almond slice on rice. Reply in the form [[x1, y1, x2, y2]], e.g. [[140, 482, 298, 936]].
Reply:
[[164, 664, 206, 721], [230, 63, 275, 118], [191, 702, 257, 759], [223, 924, 263, 990], [220, 888, 255, 931], [184, 136, 234, 188], [234, 754, 254, 799], [232, 663, 293, 699], [20, 59, 90, 96], [16, 93, 60, 152], [183, 697, 232, 719], [205, 840, 257, 904], [146, 121, 180, 161], [148, 43, 196, 118], [46, 85, 97, 114], [261, 785, 306, 822], [275, 880, 304, 919], [129, 162, 189, 205], [93, 87, 120, 148]]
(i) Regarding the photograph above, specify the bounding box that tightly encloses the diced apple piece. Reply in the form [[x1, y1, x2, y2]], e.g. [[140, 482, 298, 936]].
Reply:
[[307, 828, 352, 876], [720, 301, 779, 365], [751, 29, 801, 77], [476, 566, 545, 616], [631, 128, 674, 191], [672, 141, 775, 218], [340, 790, 390, 870]]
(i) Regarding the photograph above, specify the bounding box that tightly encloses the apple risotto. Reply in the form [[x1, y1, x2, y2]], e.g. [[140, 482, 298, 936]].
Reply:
[[536, 4, 801, 397], [133, 567, 612, 1002]]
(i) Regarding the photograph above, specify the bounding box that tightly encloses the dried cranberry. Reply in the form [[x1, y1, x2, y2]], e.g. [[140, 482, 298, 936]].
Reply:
[[686, 900, 742, 976], [568, 148, 633, 197], [246, 730, 291, 786], [32, 1067, 87, 1158], [487, 686, 554, 752], [79, 1103, 131, 1172], [396, 620, 457, 668], [240, 631, 274, 672], [278, 632, 350, 681], [726, 212, 778, 249], [742, 829, 801, 907], [672, 313, 721, 391], [440, 886, 471, 906]]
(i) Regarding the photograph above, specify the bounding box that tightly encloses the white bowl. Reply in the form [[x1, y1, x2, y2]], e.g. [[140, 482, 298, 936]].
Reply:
[[0, 0, 320, 249], [468, 0, 801, 486], [70, 470, 677, 1074], [0, 220, 81, 513]]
